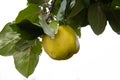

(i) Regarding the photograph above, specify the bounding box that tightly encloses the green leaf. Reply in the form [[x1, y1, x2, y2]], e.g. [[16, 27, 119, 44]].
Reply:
[[38, 14, 55, 38], [51, 0, 63, 15], [112, 0, 120, 10], [78, 8, 89, 27], [74, 28, 81, 37], [72, 8, 88, 27], [88, 3, 107, 35], [13, 39, 42, 77], [49, 21, 59, 34], [106, 9, 120, 34], [27, 0, 49, 5], [64, 0, 72, 18], [56, 0, 67, 21], [67, 8, 88, 28], [13, 20, 44, 40], [0, 23, 20, 56], [68, 0, 84, 18], [15, 4, 40, 23]]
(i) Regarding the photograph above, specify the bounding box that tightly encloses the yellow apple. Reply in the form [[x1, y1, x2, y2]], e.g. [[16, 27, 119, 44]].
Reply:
[[42, 25, 80, 60]]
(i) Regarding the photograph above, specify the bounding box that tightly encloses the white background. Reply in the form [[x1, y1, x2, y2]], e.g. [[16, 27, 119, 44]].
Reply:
[[0, 0, 120, 80]]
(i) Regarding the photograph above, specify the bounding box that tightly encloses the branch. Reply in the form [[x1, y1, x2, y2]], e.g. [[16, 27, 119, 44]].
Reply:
[[49, 0, 56, 13], [46, 0, 57, 22]]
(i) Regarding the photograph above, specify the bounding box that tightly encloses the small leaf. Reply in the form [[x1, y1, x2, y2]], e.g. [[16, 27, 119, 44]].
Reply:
[[49, 21, 59, 34], [68, 0, 84, 18], [88, 3, 107, 35], [13, 20, 44, 40], [56, 0, 67, 21], [74, 28, 81, 37], [64, 0, 72, 18], [15, 4, 40, 23], [106, 9, 120, 34], [67, 8, 88, 29], [38, 14, 55, 38], [13, 39, 42, 77], [51, 0, 63, 15], [0, 23, 20, 56], [79, 9, 89, 27]]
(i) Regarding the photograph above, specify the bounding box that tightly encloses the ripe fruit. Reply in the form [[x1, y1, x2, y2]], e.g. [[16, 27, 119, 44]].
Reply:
[[42, 25, 80, 60]]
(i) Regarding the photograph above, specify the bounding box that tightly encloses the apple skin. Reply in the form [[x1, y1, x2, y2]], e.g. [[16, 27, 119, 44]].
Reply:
[[42, 25, 80, 60]]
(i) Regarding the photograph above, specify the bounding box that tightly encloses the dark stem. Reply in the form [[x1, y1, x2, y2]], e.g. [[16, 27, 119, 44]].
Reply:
[[49, 0, 56, 13], [46, 0, 56, 22]]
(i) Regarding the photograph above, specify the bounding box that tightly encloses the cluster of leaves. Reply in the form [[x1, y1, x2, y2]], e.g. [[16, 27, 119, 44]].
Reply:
[[0, 0, 120, 78], [67, 0, 120, 35]]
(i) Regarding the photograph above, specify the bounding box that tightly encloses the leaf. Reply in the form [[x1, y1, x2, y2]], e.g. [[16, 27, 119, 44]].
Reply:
[[56, 0, 67, 21], [49, 21, 59, 34], [88, 3, 107, 35], [13, 20, 44, 40], [13, 39, 42, 77], [38, 14, 55, 38], [68, 0, 84, 18], [0, 23, 20, 56], [51, 0, 63, 15], [74, 28, 81, 37], [79, 9, 89, 27], [15, 4, 40, 23], [63, 0, 71, 18], [67, 8, 88, 28], [27, 0, 48, 5], [106, 9, 120, 34]]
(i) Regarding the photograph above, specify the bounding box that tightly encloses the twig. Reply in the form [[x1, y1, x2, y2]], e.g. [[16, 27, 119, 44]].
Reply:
[[49, 0, 56, 13], [46, 0, 56, 22]]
